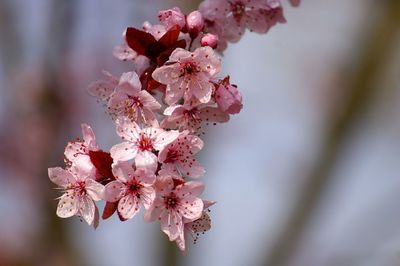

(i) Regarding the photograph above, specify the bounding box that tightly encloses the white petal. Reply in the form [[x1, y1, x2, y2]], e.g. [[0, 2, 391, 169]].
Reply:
[[115, 117, 141, 141], [85, 179, 104, 201], [79, 195, 96, 225], [56, 192, 79, 218], [154, 130, 179, 150], [118, 195, 140, 220], [104, 180, 126, 202], [110, 142, 138, 162], [135, 151, 158, 174], [48, 167, 76, 188]]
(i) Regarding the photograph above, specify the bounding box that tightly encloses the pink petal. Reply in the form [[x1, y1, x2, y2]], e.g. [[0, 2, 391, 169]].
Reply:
[[153, 130, 179, 150], [110, 142, 138, 162], [113, 44, 137, 61], [56, 192, 79, 218], [92, 204, 100, 229], [189, 79, 213, 104], [179, 197, 203, 221], [178, 159, 205, 178], [144, 198, 163, 222], [140, 186, 156, 209], [81, 123, 98, 150], [195, 46, 221, 76], [107, 90, 129, 114], [79, 195, 96, 225], [203, 199, 216, 209], [115, 118, 141, 141], [178, 181, 205, 198], [118, 72, 142, 95], [112, 161, 135, 183], [48, 167, 76, 188], [135, 151, 158, 174], [135, 168, 156, 186], [85, 179, 104, 201], [174, 232, 186, 252], [138, 90, 161, 110], [152, 64, 183, 85], [164, 105, 184, 116], [169, 48, 191, 62], [199, 107, 230, 123], [87, 80, 115, 102], [186, 134, 204, 154], [118, 194, 140, 220], [161, 211, 183, 240], [104, 181, 126, 202], [165, 84, 185, 105]]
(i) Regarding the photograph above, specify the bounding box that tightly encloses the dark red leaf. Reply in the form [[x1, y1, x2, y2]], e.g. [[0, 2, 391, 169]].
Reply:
[[158, 25, 181, 47], [89, 150, 114, 179], [102, 201, 118, 220], [125, 27, 157, 56]]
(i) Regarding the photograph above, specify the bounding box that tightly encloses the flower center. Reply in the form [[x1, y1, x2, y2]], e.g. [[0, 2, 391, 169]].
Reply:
[[137, 134, 154, 151], [73, 181, 86, 196], [182, 62, 199, 75], [229, 1, 246, 23], [164, 149, 180, 163], [128, 182, 142, 195], [128, 96, 143, 108], [164, 193, 180, 210]]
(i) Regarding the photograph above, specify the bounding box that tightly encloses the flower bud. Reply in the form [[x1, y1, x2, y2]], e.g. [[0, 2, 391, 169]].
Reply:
[[215, 77, 243, 114], [158, 7, 186, 29], [186, 11, 204, 37], [201, 33, 219, 49]]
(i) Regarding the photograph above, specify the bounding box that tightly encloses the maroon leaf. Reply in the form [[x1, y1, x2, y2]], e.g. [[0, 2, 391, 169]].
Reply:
[[102, 201, 118, 220], [89, 150, 114, 179], [125, 26, 186, 65], [158, 25, 181, 47], [125, 27, 157, 56]]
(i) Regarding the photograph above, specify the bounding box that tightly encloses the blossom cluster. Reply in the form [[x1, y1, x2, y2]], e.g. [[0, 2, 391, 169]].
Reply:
[[48, 0, 298, 251]]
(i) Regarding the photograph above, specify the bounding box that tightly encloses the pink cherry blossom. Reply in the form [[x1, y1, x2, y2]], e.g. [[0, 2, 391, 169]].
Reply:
[[110, 117, 179, 172], [186, 11, 204, 37], [87, 71, 118, 103], [144, 175, 204, 241], [158, 7, 186, 30], [201, 33, 219, 49], [174, 200, 215, 251], [104, 161, 155, 220], [200, 0, 285, 43], [113, 43, 137, 61], [108, 71, 161, 126], [159, 131, 205, 178], [48, 166, 104, 228], [152, 47, 221, 105], [64, 123, 98, 175], [215, 76, 243, 114], [161, 103, 229, 134]]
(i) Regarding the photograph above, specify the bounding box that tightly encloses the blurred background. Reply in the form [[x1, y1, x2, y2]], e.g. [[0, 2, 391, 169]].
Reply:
[[1, 0, 400, 265]]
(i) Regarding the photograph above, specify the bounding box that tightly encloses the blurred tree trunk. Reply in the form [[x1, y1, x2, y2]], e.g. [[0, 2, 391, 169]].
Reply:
[[264, 1, 400, 266]]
